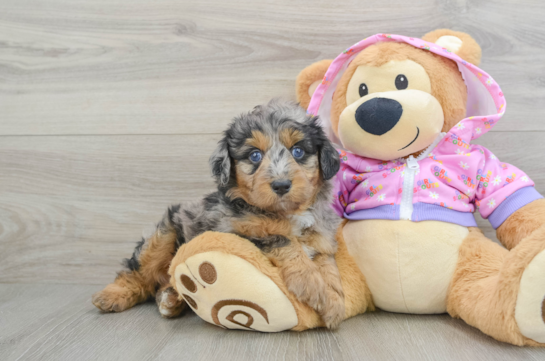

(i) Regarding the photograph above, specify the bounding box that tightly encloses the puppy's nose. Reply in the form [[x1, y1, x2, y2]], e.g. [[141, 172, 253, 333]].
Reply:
[[355, 98, 403, 136], [270, 180, 292, 196]]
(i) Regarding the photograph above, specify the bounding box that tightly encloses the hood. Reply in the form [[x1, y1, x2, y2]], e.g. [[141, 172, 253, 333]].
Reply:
[[307, 33, 506, 147]]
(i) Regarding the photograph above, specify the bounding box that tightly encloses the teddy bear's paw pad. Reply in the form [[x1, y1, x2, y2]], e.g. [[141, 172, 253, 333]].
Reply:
[[515, 248, 545, 343], [173, 251, 298, 332]]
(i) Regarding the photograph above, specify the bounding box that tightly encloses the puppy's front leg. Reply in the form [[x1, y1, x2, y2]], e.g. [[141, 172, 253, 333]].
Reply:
[[299, 230, 345, 328], [312, 254, 345, 329], [250, 236, 328, 314]]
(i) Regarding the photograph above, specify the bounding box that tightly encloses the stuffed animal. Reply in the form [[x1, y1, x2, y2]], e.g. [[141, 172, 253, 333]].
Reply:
[[167, 29, 545, 346]]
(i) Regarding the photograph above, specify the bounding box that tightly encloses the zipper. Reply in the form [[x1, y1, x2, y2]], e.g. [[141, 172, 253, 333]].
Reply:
[[398, 132, 446, 221], [399, 155, 419, 220]]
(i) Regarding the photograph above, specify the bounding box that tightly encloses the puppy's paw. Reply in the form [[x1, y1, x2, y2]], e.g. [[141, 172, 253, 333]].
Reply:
[[156, 287, 186, 318], [320, 289, 345, 329], [283, 267, 327, 311], [92, 284, 136, 312]]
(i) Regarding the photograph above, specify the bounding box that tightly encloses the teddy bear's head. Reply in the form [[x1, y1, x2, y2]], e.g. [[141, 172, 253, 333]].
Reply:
[[296, 29, 482, 161]]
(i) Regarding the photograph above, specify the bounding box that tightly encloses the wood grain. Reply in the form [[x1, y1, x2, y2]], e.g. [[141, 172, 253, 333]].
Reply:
[[0, 132, 543, 285], [1, 0, 545, 135], [0, 134, 219, 284], [2, 0, 545, 359], [1, 284, 544, 361]]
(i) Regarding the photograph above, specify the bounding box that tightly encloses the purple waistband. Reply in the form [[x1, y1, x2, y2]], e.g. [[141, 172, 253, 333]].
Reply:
[[344, 203, 478, 227]]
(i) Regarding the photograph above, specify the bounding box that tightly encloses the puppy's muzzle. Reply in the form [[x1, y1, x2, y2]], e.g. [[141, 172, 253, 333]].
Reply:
[[270, 180, 292, 196], [355, 97, 403, 136]]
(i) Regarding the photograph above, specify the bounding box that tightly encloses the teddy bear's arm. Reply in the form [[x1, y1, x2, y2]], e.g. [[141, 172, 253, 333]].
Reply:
[[496, 198, 545, 250]]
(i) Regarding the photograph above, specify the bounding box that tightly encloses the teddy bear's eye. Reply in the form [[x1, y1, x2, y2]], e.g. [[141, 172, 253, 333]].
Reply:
[[358, 83, 368, 97], [395, 74, 408, 90]]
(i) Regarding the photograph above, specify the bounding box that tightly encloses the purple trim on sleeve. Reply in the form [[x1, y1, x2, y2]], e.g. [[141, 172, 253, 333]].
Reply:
[[488, 187, 543, 229], [412, 203, 477, 227]]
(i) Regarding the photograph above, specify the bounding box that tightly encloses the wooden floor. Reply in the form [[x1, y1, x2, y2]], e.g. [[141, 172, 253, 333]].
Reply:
[[2, 0, 545, 359]]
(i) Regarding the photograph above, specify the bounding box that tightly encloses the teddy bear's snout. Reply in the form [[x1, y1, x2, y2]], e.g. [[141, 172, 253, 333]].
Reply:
[[355, 97, 403, 136]]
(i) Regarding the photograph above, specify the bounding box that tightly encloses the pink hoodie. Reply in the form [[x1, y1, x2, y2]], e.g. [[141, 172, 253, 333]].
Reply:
[[308, 34, 542, 228]]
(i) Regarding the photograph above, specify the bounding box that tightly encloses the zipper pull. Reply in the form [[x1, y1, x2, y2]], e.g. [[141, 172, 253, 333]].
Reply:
[[407, 155, 419, 170]]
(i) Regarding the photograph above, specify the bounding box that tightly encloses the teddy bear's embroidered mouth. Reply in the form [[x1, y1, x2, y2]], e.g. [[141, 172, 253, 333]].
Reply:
[[398, 127, 420, 151]]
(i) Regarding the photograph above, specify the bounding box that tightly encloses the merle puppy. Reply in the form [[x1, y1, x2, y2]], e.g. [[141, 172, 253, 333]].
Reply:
[[92, 99, 345, 328]]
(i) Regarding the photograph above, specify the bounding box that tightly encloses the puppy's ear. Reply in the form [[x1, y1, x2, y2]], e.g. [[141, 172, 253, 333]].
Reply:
[[319, 141, 340, 180], [209, 137, 232, 186], [307, 116, 340, 180], [296, 59, 333, 110], [422, 29, 482, 66]]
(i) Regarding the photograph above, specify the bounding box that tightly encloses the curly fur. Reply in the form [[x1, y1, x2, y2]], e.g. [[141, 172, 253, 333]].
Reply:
[[92, 99, 344, 327]]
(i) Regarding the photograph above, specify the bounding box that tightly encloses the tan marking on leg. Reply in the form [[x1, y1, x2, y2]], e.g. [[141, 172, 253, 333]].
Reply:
[[92, 271, 151, 312], [138, 230, 178, 287], [93, 225, 178, 313]]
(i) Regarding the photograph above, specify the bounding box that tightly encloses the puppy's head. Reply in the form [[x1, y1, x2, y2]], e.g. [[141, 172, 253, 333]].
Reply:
[[210, 99, 340, 213]]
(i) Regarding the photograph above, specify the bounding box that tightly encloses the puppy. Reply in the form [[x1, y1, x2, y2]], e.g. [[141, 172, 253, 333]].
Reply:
[[92, 99, 345, 328]]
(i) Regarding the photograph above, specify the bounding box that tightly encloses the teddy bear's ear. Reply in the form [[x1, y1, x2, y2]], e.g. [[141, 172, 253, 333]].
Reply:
[[295, 59, 332, 110], [422, 29, 482, 66]]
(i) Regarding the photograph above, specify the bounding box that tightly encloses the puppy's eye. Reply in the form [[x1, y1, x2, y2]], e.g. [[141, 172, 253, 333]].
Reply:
[[291, 147, 305, 159], [395, 74, 408, 90], [249, 150, 262, 163], [358, 83, 368, 97]]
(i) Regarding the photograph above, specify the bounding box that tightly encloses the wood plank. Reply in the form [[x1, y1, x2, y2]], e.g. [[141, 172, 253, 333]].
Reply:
[[1, 0, 545, 135], [2, 0, 545, 358], [0, 134, 220, 284], [0, 132, 544, 284], [1, 283, 544, 361]]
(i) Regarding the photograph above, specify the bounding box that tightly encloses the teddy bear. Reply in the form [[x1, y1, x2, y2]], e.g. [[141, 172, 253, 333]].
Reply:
[[167, 29, 545, 346]]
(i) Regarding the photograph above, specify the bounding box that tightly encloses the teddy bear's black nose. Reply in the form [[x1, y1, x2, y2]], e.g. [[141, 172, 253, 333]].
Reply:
[[355, 98, 403, 136]]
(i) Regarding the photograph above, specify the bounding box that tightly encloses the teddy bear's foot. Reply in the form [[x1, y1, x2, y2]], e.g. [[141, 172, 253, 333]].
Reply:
[[515, 248, 545, 343], [156, 286, 187, 318], [172, 251, 299, 331]]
